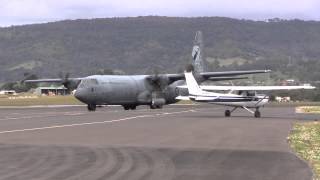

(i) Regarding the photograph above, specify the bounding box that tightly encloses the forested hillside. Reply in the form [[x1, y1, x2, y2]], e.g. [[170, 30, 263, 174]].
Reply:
[[0, 16, 320, 83]]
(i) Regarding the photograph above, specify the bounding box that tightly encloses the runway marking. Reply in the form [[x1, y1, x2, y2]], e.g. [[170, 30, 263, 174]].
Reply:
[[0, 109, 195, 134], [0, 113, 86, 121], [0, 110, 121, 121]]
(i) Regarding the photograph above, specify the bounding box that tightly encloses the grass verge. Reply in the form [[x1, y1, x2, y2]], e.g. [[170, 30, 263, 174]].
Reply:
[[296, 106, 320, 114], [0, 95, 83, 106], [288, 122, 320, 180]]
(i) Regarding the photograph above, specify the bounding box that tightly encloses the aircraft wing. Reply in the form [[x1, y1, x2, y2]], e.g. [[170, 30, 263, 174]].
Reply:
[[165, 69, 271, 82], [198, 85, 316, 91], [24, 78, 83, 83], [199, 70, 271, 78], [25, 79, 64, 83]]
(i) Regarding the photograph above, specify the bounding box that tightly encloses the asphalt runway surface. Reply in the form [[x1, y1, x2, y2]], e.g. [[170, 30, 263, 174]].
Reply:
[[0, 105, 318, 180]]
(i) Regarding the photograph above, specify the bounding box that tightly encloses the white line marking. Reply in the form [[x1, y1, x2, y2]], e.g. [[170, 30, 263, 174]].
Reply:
[[0, 110, 121, 121], [0, 113, 86, 121], [0, 110, 195, 134], [0, 104, 198, 109]]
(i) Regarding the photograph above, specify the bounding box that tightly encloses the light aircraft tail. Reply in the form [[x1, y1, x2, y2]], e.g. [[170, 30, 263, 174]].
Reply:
[[184, 71, 203, 96], [192, 31, 206, 73]]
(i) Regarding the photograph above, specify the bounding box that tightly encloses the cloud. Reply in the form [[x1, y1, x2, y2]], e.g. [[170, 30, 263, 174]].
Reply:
[[0, 0, 319, 26]]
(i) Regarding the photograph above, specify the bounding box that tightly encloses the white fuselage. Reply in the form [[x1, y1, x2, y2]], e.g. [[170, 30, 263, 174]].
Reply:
[[189, 92, 269, 108]]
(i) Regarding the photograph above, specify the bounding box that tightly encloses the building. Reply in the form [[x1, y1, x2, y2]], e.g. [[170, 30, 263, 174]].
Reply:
[[275, 96, 291, 102], [35, 86, 69, 96], [0, 90, 16, 95]]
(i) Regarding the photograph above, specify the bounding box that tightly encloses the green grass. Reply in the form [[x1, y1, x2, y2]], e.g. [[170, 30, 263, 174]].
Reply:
[[0, 95, 83, 106], [297, 106, 320, 114], [268, 102, 320, 107], [288, 122, 320, 180]]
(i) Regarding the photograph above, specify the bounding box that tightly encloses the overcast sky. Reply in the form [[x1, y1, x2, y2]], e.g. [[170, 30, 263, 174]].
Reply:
[[1, 0, 320, 27]]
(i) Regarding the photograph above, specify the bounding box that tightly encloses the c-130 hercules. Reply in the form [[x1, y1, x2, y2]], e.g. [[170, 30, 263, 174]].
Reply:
[[26, 31, 270, 111]]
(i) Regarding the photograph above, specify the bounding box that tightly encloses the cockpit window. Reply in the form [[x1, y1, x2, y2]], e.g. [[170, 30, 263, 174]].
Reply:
[[246, 91, 256, 96], [78, 79, 98, 88]]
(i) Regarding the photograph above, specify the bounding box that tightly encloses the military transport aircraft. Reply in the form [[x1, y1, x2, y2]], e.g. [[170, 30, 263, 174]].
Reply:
[[177, 70, 315, 118], [26, 31, 270, 111]]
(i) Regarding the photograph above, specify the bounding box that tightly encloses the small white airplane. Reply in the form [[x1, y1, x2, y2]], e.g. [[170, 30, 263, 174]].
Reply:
[[177, 71, 316, 118]]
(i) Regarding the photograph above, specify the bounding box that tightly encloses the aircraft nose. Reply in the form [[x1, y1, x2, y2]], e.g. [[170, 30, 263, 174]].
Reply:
[[74, 89, 86, 102]]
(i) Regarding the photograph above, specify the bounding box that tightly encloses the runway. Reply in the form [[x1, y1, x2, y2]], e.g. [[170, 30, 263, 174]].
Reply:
[[0, 105, 316, 180]]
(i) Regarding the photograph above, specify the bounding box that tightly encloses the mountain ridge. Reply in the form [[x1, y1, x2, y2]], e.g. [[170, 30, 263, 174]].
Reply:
[[0, 16, 320, 82]]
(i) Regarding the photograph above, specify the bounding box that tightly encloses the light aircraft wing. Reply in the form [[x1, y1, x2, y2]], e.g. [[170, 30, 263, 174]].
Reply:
[[197, 85, 316, 91]]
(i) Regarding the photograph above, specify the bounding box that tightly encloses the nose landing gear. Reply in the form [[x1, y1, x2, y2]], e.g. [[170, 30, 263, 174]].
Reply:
[[87, 104, 96, 111], [224, 107, 238, 117], [225, 110, 231, 117], [254, 109, 261, 118]]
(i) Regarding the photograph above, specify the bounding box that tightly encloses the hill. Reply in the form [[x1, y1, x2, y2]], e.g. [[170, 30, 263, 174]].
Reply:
[[0, 16, 320, 83]]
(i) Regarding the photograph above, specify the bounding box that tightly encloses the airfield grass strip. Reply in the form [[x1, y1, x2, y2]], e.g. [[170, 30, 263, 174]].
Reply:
[[288, 122, 320, 180], [297, 106, 320, 114], [269, 102, 320, 107], [0, 95, 83, 106]]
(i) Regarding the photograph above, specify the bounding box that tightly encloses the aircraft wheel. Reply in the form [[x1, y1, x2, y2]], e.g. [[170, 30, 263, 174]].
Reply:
[[87, 104, 96, 111], [225, 110, 231, 117], [150, 104, 162, 109], [130, 105, 137, 110], [123, 105, 130, 110], [254, 110, 261, 118]]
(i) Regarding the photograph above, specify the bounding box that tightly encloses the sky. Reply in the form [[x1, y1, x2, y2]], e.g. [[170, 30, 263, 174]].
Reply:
[[1, 0, 320, 27]]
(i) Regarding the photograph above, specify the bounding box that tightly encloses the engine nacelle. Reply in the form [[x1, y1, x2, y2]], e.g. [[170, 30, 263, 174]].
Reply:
[[164, 80, 186, 104], [152, 98, 166, 106]]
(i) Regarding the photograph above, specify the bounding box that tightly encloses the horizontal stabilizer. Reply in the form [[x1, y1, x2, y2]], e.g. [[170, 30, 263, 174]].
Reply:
[[200, 70, 271, 78], [207, 77, 248, 81]]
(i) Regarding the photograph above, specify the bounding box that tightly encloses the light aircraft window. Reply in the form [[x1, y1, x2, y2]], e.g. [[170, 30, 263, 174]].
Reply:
[[246, 91, 256, 96]]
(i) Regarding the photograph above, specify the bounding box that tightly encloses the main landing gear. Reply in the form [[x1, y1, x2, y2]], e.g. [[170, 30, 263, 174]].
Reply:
[[224, 107, 261, 118], [150, 104, 163, 109], [87, 104, 96, 111], [122, 105, 137, 110]]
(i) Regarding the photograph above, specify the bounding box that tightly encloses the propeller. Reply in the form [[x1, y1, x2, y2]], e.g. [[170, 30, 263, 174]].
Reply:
[[59, 72, 74, 90], [147, 69, 169, 92], [21, 73, 38, 84]]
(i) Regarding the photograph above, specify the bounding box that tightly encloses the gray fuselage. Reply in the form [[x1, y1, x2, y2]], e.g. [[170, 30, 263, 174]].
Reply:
[[74, 75, 184, 106]]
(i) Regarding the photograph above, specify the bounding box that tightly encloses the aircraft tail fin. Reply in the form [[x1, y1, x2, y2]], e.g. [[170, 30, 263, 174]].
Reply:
[[192, 31, 206, 73], [184, 71, 203, 96]]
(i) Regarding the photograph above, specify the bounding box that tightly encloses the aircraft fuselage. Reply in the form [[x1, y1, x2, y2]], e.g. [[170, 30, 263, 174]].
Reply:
[[74, 75, 183, 107]]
